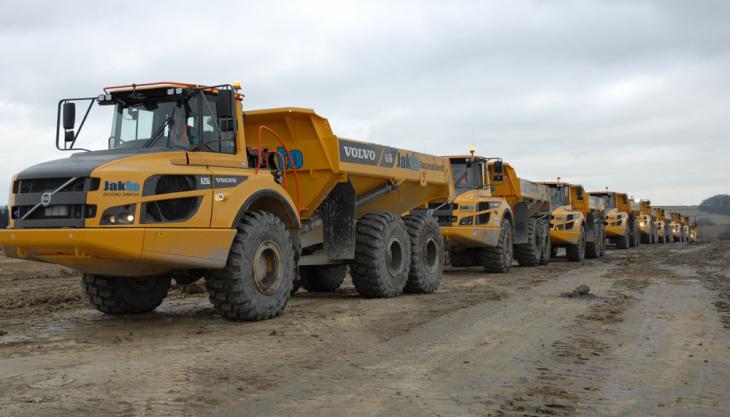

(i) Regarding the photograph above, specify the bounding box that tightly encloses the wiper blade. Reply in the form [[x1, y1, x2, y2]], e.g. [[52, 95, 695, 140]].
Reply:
[[144, 108, 176, 149]]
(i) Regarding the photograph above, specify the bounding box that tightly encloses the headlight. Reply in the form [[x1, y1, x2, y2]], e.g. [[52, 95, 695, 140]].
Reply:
[[100, 204, 137, 225]]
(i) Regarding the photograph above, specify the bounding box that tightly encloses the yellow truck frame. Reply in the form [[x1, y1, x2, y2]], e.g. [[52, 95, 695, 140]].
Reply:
[[634, 199, 659, 244], [589, 191, 640, 249], [653, 207, 670, 243], [433, 154, 550, 273], [669, 212, 685, 243], [0, 82, 454, 321], [542, 182, 606, 261]]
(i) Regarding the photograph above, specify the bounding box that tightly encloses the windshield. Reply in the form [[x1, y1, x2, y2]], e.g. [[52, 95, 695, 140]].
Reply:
[[109, 93, 234, 153], [451, 158, 482, 194], [595, 194, 616, 210], [548, 185, 569, 208]]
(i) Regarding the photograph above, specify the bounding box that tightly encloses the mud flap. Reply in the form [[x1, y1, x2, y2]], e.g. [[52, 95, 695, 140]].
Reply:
[[321, 182, 356, 260], [513, 202, 529, 245]]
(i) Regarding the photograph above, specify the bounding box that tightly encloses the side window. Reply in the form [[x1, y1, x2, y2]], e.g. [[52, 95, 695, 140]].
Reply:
[[576, 188, 584, 200], [203, 97, 235, 154]]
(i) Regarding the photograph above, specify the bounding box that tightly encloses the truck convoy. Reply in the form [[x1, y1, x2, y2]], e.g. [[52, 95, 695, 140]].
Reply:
[[589, 191, 639, 249], [542, 182, 605, 261], [433, 153, 550, 272], [0, 82, 453, 321], [0, 81, 697, 321]]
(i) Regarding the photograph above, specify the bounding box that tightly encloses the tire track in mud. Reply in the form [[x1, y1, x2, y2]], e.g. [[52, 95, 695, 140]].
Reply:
[[492, 260, 651, 416]]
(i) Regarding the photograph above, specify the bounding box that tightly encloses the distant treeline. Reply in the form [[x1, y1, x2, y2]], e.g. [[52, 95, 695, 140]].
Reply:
[[699, 194, 730, 216], [0, 205, 7, 229]]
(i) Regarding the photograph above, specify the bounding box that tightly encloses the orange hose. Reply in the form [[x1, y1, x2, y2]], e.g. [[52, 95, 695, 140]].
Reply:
[[256, 125, 301, 215]]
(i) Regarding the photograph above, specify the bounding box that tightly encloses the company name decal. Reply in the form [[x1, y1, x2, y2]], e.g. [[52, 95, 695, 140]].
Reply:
[[343, 146, 377, 161], [103, 180, 141, 197], [338, 138, 443, 171]]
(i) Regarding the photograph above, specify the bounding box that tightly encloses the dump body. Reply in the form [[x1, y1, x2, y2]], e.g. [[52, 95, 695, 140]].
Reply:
[[242, 108, 453, 221]]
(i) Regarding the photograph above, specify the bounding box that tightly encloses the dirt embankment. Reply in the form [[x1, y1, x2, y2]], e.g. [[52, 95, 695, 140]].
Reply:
[[1, 242, 729, 417]]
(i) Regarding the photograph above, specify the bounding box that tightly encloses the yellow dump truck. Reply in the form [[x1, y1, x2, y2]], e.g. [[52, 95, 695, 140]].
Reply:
[[634, 199, 659, 244], [681, 216, 691, 243], [0, 82, 454, 321], [542, 182, 605, 261], [653, 207, 670, 243], [669, 212, 684, 242], [433, 154, 550, 272], [589, 191, 639, 249], [689, 223, 698, 243]]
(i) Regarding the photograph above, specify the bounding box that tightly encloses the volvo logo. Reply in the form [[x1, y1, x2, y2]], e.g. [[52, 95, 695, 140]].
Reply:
[[40, 192, 53, 207]]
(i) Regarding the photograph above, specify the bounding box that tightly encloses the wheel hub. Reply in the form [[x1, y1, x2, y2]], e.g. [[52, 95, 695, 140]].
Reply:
[[253, 240, 284, 295]]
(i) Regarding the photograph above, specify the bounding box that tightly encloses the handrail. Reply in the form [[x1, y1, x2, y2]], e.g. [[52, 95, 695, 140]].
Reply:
[[256, 125, 301, 215]]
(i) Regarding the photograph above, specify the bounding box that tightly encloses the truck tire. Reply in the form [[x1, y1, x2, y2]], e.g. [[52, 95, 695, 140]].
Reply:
[[351, 212, 411, 298], [301, 265, 348, 292], [640, 233, 651, 244], [566, 226, 586, 262], [514, 217, 541, 267], [403, 214, 444, 294], [585, 224, 600, 259], [450, 249, 476, 267], [616, 232, 630, 249], [82, 274, 170, 314], [205, 211, 295, 321], [477, 219, 513, 273], [538, 219, 551, 265]]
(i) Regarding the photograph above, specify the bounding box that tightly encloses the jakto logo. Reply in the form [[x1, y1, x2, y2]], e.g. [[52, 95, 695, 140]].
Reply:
[[343, 146, 376, 161], [103, 180, 141, 192]]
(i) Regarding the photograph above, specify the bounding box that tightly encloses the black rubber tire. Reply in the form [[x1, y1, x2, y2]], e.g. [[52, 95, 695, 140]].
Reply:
[[514, 217, 542, 267], [450, 249, 476, 267], [566, 226, 586, 262], [550, 246, 559, 259], [301, 265, 348, 292], [538, 219, 551, 265], [351, 212, 411, 298], [82, 274, 170, 314], [640, 233, 651, 244], [403, 214, 444, 294], [585, 223, 600, 259], [205, 211, 295, 321], [477, 219, 513, 273]]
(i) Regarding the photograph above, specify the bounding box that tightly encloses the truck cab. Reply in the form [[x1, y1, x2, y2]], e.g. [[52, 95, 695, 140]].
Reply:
[[589, 191, 639, 249]]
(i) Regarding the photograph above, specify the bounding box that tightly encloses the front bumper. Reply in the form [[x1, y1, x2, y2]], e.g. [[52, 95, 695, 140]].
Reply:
[[0, 228, 236, 276], [550, 228, 581, 246], [441, 226, 501, 249], [604, 223, 627, 238]]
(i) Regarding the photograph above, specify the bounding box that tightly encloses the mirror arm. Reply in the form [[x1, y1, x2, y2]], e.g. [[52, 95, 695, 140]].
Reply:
[[56, 97, 96, 152], [69, 99, 95, 151]]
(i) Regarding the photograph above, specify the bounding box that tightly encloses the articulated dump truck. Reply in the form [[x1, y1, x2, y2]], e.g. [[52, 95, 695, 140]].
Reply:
[[653, 207, 670, 243], [669, 212, 685, 243], [588, 191, 639, 249], [633, 199, 659, 244], [0, 82, 454, 321], [433, 154, 550, 273], [681, 216, 691, 243], [542, 182, 605, 261], [689, 222, 698, 243]]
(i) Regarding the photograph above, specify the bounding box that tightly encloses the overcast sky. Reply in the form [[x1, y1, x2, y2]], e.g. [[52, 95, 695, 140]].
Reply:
[[0, 0, 728, 205]]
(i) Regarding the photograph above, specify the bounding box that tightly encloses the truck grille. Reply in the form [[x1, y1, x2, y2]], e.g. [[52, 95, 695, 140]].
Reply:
[[10, 177, 99, 229]]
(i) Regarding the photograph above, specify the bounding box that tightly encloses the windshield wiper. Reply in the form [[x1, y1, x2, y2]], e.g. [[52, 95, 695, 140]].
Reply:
[[144, 107, 176, 149]]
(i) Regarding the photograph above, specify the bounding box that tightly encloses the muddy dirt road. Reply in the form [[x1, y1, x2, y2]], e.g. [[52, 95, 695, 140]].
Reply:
[[1, 242, 729, 417]]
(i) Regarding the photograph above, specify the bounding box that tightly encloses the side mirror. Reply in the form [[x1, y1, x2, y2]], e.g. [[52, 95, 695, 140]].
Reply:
[[63, 102, 76, 130], [493, 160, 503, 173], [217, 89, 234, 119]]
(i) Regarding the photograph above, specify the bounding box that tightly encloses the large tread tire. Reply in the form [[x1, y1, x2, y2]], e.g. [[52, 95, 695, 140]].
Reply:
[[538, 219, 551, 265], [351, 212, 411, 298], [205, 211, 295, 321], [301, 265, 348, 292], [566, 226, 586, 262], [640, 233, 651, 244], [403, 214, 444, 294], [585, 225, 601, 259], [82, 274, 170, 314], [450, 249, 476, 267], [514, 217, 542, 267], [478, 219, 513, 273]]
